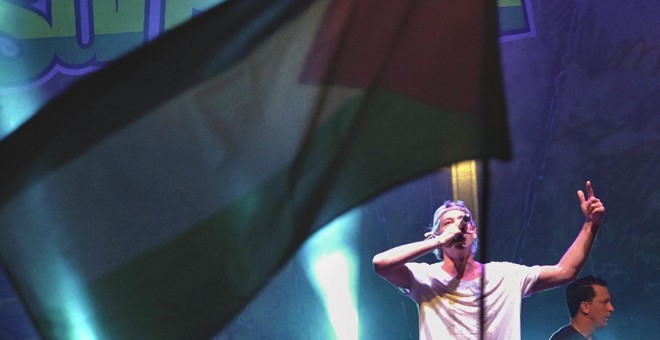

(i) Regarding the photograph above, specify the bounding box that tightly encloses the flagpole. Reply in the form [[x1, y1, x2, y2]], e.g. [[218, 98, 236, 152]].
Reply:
[[478, 158, 490, 340]]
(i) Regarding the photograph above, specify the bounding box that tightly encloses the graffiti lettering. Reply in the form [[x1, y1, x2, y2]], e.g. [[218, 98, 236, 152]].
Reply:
[[0, 0, 222, 88], [569, 3, 660, 78]]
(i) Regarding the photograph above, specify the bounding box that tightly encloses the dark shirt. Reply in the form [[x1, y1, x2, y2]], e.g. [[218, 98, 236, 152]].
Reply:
[[549, 325, 598, 340]]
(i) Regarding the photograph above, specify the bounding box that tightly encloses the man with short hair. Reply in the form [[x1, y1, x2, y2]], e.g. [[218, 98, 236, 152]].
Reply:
[[549, 276, 614, 340]]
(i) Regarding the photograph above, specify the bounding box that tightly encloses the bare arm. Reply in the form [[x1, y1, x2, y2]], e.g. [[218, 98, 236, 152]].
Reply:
[[531, 181, 605, 293], [372, 238, 439, 288], [373, 223, 465, 288]]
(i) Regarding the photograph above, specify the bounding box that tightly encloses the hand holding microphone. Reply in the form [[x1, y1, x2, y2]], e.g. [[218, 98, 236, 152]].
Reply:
[[425, 213, 472, 247], [453, 214, 471, 242]]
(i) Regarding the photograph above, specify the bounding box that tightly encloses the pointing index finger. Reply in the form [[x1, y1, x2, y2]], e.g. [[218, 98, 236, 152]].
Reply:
[[586, 181, 595, 198]]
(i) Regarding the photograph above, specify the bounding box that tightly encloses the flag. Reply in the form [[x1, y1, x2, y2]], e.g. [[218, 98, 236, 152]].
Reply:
[[0, 0, 509, 338]]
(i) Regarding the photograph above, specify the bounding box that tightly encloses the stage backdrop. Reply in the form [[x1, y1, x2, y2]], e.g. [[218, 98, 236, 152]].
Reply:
[[1, 0, 659, 339]]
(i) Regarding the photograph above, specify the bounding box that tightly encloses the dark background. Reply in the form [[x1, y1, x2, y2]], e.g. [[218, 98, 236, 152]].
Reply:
[[1, 0, 659, 339]]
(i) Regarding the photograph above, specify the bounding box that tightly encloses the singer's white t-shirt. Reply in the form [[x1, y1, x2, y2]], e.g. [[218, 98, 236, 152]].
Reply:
[[403, 261, 540, 340]]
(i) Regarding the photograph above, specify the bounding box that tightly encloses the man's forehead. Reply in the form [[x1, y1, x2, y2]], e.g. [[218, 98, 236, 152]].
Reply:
[[440, 209, 467, 221], [593, 285, 611, 297], [433, 202, 472, 225]]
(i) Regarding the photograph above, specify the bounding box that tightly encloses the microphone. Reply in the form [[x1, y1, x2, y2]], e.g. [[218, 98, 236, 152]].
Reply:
[[453, 214, 471, 242]]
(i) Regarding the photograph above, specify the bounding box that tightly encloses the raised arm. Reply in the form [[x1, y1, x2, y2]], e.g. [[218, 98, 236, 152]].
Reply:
[[372, 239, 439, 288], [531, 181, 605, 293]]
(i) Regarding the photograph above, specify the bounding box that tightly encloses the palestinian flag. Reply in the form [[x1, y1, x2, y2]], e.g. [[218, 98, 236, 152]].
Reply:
[[0, 0, 509, 338]]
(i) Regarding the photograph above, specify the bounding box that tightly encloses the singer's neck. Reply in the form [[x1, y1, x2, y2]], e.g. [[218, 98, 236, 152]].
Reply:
[[442, 256, 482, 280]]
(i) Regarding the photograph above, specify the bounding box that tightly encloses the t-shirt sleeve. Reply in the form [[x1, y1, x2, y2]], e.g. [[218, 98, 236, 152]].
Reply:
[[516, 263, 541, 297], [488, 261, 541, 297], [400, 262, 429, 300]]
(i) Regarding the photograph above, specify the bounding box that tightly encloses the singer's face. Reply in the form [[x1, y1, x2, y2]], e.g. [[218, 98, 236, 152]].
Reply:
[[586, 285, 614, 329], [439, 210, 467, 231], [439, 210, 476, 249]]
